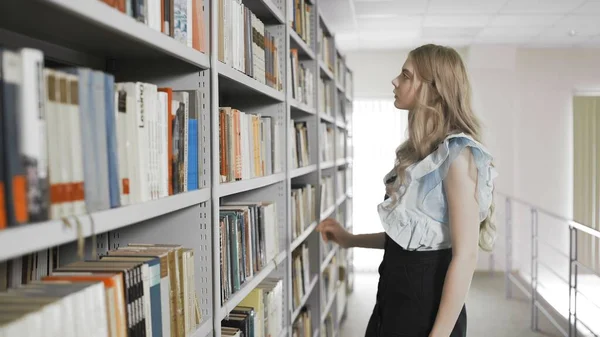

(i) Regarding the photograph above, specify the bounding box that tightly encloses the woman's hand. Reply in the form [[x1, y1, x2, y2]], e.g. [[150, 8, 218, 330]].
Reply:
[[316, 218, 354, 248]]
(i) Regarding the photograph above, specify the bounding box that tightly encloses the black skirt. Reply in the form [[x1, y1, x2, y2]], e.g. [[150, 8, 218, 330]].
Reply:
[[364, 233, 467, 337]]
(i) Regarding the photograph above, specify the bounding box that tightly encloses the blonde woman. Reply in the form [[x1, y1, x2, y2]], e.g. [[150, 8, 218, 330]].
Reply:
[[317, 44, 498, 337]]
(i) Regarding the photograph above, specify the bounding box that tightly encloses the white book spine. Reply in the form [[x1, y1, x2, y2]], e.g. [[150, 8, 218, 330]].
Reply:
[[18, 49, 45, 219], [187, 0, 193, 47], [120, 83, 140, 204], [57, 72, 74, 216], [66, 74, 86, 215], [136, 83, 150, 202]]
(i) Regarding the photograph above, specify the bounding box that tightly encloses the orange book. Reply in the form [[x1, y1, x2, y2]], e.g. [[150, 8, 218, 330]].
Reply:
[[233, 109, 242, 180], [192, 0, 207, 52], [100, 0, 126, 13], [158, 88, 174, 195], [161, 0, 165, 34], [43, 273, 127, 337]]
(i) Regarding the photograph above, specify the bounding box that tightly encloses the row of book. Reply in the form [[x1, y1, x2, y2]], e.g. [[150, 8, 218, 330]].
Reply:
[[99, 0, 207, 53], [221, 277, 284, 337], [320, 176, 334, 214], [322, 256, 338, 310], [320, 123, 335, 163], [0, 47, 200, 229], [337, 131, 346, 159], [0, 243, 200, 337], [290, 0, 313, 46], [319, 78, 333, 117], [219, 202, 280, 305], [218, 107, 283, 183], [290, 50, 315, 108], [318, 31, 335, 73], [291, 184, 316, 241], [335, 53, 345, 88], [292, 307, 312, 337], [217, 0, 281, 91], [292, 244, 311, 310], [322, 313, 335, 337], [336, 171, 345, 199], [290, 120, 310, 170]]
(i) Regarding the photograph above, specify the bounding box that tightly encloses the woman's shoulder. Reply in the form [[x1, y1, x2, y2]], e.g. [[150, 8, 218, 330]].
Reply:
[[410, 132, 494, 181]]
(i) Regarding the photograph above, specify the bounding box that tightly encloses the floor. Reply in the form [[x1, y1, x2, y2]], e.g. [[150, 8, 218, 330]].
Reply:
[[339, 272, 564, 337]]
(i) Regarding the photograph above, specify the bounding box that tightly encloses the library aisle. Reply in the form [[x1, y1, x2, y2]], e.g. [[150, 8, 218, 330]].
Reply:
[[0, 0, 354, 336]]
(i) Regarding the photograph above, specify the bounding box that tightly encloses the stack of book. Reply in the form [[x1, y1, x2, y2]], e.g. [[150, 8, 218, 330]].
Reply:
[[318, 32, 334, 72], [292, 306, 313, 337], [337, 131, 345, 159], [336, 170, 345, 199], [221, 277, 283, 337], [292, 243, 311, 310], [320, 176, 334, 213], [290, 0, 312, 45], [217, 0, 281, 91], [99, 0, 207, 52], [290, 50, 315, 107], [290, 120, 310, 169], [0, 47, 201, 229], [320, 123, 334, 163], [291, 184, 316, 240], [336, 52, 345, 86], [318, 77, 332, 116], [322, 256, 337, 307], [219, 202, 280, 304], [218, 107, 283, 183], [0, 242, 201, 337]]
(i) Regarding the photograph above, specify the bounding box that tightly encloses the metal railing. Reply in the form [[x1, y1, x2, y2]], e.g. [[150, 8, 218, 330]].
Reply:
[[501, 192, 600, 337]]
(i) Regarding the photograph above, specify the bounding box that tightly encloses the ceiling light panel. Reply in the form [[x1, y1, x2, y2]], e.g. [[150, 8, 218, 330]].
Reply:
[[427, 0, 509, 14], [500, 0, 587, 14]]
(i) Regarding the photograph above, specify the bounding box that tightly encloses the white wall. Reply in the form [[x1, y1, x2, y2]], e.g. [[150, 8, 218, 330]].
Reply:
[[346, 45, 600, 273]]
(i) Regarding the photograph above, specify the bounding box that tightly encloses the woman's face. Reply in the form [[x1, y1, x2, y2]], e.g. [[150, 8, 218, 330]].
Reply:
[[392, 57, 421, 110]]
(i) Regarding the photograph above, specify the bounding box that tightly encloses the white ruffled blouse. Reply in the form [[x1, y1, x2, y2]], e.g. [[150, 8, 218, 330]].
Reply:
[[377, 133, 498, 251]]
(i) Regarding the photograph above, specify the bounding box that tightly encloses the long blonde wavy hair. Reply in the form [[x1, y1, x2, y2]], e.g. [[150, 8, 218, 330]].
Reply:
[[385, 44, 496, 252]]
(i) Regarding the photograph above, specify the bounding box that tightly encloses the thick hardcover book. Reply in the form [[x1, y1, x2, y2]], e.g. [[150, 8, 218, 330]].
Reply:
[[1, 49, 28, 226], [19, 48, 48, 222]]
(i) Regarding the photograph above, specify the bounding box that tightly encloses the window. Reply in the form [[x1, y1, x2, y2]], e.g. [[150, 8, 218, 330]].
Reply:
[[352, 99, 408, 272]]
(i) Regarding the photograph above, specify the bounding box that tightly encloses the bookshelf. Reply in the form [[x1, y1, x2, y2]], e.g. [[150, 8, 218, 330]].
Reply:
[[0, 0, 353, 337]]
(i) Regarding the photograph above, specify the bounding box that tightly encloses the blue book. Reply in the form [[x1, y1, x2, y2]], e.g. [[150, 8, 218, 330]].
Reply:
[[104, 74, 120, 208], [187, 119, 198, 191]]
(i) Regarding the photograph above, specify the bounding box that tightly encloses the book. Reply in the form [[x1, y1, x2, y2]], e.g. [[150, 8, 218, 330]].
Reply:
[[1, 49, 28, 226]]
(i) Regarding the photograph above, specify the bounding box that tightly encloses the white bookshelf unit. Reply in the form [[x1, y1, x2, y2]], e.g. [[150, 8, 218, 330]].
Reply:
[[0, 0, 354, 336]]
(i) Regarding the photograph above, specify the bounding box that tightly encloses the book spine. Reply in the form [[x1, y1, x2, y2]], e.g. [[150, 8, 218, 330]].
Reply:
[[1, 49, 28, 226], [19, 48, 49, 222], [105, 74, 121, 209], [67, 75, 86, 215]]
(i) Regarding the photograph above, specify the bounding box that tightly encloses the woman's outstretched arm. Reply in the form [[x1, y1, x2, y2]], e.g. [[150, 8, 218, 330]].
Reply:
[[317, 218, 386, 249], [429, 149, 481, 337]]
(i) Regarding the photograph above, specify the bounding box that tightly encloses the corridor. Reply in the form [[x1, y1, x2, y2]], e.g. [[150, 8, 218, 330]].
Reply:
[[340, 273, 562, 337]]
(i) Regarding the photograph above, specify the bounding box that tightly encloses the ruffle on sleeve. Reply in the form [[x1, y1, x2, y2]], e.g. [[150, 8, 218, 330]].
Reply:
[[412, 133, 498, 224]]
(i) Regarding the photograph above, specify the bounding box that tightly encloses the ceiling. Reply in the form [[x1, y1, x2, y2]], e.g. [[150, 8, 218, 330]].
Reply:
[[319, 0, 600, 51]]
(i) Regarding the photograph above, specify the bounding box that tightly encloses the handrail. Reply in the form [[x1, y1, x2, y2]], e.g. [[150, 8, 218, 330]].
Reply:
[[496, 191, 600, 239], [500, 190, 600, 337]]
